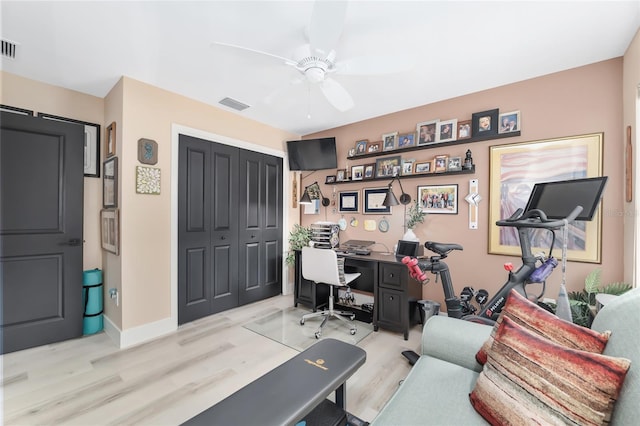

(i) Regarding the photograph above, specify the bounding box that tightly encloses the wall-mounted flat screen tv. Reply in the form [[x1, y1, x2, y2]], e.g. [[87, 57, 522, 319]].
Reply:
[[287, 137, 337, 171]]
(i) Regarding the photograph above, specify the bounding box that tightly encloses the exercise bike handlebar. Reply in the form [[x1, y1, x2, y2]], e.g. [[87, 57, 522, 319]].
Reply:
[[496, 205, 583, 229]]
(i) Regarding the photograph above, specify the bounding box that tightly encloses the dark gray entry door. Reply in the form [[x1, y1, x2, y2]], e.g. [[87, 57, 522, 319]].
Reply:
[[178, 134, 282, 324], [1, 112, 84, 354]]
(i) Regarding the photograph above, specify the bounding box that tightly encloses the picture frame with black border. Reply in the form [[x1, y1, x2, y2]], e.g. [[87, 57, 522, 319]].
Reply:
[[38, 112, 101, 177], [363, 163, 376, 179], [447, 156, 462, 172], [382, 132, 398, 151], [375, 155, 401, 178], [351, 165, 364, 181], [498, 110, 521, 134], [436, 119, 457, 142], [364, 187, 392, 214], [397, 133, 416, 149], [339, 190, 359, 213], [103, 156, 118, 208], [417, 120, 439, 145], [325, 175, 336, 184], [472, 108, 499, 137], [1, 104, 34, 116]]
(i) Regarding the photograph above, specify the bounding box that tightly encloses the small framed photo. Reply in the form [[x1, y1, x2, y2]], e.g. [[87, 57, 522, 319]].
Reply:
[[447, 156, 462, 172], [382, 132, 398, 151], [397, 133, 415, 149], [364, 187, 392, 214], [355, 140, 368, 155], [375, 155, 402, 178], [137, 138, 158, 165], [472, 108, 499, 137], [434, 155, 448, 173], [325, 175, 336, 184], [402, 159, 415, 175], [418, 184, 458, 214], [339, 190, 359, 213], [498, 110, 521, 133], [457, 120, 472, 140], [105, 121, 116, 157], [415, 161, 432, 174], [101, 208, 120, 255], [351, 165, 365, 181], [348, 147, 356, 158], [103, 156, 118, 208], [417, 120, 439, 145], [336, 169, 347, 182], [363, 163, 376, 179], [366, 141, 382, 153], [436, 119, 457, 142]]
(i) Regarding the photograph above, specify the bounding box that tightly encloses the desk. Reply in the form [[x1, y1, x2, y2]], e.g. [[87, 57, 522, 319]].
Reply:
[[182, 338, 366, 425], [294, 250, 422, 340]]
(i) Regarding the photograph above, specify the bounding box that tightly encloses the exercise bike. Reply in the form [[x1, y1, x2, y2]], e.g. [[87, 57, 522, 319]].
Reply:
[[405, 205, 584, 325]]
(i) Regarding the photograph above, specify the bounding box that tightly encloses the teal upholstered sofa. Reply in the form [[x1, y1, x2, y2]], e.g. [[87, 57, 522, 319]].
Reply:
[[371, 288, 640, 425]]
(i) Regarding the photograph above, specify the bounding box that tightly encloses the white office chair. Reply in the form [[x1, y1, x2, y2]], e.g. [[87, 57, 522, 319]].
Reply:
[[300, 246, 361, 339]]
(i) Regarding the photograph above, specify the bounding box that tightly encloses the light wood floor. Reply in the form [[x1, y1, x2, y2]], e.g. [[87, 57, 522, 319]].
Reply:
[[1, 294, 422, 425]]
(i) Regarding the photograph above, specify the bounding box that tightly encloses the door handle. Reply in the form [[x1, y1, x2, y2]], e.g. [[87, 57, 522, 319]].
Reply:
[[221, 236, 226, 240], [62, 238, 83, 246]]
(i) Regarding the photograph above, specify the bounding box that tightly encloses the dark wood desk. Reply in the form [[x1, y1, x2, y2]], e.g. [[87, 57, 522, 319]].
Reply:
[[182, 338, 366, 426], [294, 251, 422, 340]]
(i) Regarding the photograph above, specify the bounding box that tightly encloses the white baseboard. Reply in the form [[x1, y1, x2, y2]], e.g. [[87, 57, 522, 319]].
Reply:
[[103, 315, 177, 349]]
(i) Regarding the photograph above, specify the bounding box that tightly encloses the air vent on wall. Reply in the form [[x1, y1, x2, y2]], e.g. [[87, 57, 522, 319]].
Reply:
[[1, 39, 18, 59], [219, 97, 250, 111]]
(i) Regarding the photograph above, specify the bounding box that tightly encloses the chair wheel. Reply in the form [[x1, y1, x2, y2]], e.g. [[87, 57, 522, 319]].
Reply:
[[350, 329, 356, 335], [300, 319, 305, 325], [315, 331, 321, 339], [350, 315, 356, 321]]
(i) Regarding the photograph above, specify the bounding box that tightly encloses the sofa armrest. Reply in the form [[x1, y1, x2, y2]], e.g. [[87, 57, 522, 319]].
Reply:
[[421, 315, 493, 372]]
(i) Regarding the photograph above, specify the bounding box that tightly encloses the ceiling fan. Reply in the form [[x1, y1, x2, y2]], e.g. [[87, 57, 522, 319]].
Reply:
[[213, 1, 412, 112]]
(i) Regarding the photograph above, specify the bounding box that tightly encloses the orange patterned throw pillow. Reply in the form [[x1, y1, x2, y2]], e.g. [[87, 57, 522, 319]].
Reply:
[[475, 289, 610, 365], [470, 316, 631, 426]]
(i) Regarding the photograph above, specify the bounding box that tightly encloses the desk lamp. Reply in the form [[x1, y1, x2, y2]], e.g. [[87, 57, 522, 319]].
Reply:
[[382, 176, 411, 206], [300, 182, 330, 206]]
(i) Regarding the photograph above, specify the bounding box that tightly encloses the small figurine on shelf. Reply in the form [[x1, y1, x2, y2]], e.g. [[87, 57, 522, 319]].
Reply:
[[463, 149, 474, 170]]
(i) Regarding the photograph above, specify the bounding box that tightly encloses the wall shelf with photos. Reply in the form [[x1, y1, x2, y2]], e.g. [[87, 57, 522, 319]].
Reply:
[[347, 130, 520, 161], [327, 165, 475, 185]]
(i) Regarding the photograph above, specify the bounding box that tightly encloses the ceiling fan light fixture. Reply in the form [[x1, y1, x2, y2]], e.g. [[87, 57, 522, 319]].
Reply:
[[305, 67, 326, 83]]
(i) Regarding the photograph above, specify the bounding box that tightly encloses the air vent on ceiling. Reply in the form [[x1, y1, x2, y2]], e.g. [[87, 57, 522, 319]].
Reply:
[[1, 39, 18, 59], [219, 97, 250, 111]]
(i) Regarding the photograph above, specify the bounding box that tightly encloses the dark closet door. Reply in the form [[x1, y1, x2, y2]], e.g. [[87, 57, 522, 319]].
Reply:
[[238, 150, 283, 305], [0, 112, 84, 353]]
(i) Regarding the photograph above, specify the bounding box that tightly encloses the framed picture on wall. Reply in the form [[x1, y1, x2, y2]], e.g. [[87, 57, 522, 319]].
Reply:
[[38, 112, 101, 177], [339, 190, 359, 213], [498, 110, 521, 134], [105, 121, 117, 157], [417, 184, 458, 214], [363, 187, 392, 214], [103, 156, 118, 208], [101, 208, 119, 255]]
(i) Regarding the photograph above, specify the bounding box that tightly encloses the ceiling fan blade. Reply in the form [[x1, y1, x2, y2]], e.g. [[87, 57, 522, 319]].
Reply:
[[211, 41, 298, 66], [335, 55, 415, 75], [308, 0, 348, 58], [320, 78, 354, 112]]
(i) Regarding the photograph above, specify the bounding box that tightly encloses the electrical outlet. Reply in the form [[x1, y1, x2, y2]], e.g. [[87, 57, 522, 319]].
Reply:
[[109, 288, 119, 307]]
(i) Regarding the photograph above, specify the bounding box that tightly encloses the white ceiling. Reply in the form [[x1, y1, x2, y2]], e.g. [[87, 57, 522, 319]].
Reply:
[[1, 1, 639, 136]]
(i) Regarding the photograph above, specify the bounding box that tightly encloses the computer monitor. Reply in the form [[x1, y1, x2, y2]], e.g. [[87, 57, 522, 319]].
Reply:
[[524, 176, 608, 221]]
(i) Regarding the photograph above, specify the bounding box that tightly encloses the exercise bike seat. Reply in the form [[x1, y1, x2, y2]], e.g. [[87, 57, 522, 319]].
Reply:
[[425, 241, 463, 256]]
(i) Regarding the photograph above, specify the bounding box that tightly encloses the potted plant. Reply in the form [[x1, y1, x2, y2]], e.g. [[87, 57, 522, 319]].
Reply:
[[285, 224, 312, 266], [403, 200, 426, 241]]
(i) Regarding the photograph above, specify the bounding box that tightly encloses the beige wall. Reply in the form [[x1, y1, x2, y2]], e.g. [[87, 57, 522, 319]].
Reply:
[[623, 28, 640, 286], [113, 77, 298, 331], [1, 72, 104, 272], [302, 59, 625, 308]]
